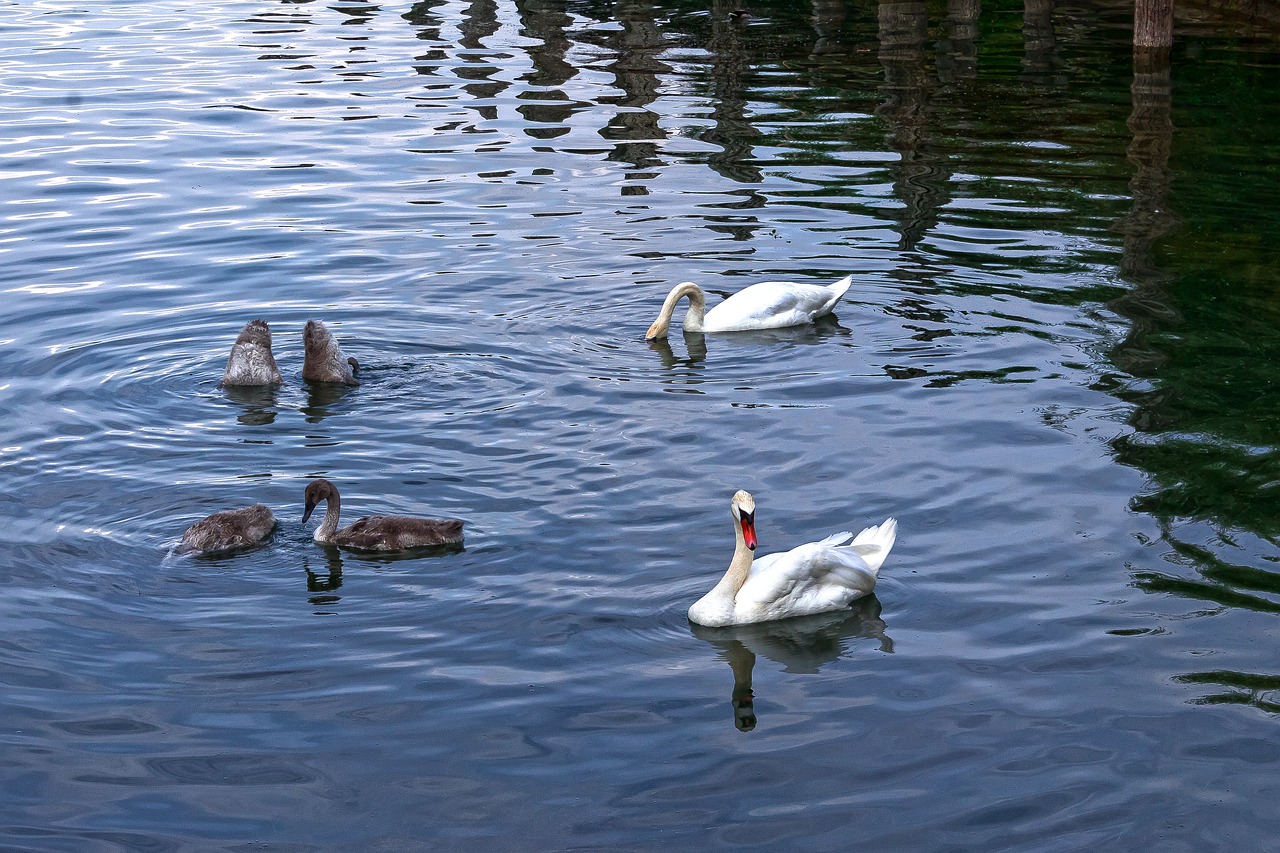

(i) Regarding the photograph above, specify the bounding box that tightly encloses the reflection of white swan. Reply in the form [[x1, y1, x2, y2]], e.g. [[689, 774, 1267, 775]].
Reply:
[[302, 478, 463, 551], [688, 490, 897, 627], [177, 504, 276, 555], [221, 320, 282, 386], [691, 598, 893, 731], [302, 320, 359, 385], [645, 275, 853, 340]]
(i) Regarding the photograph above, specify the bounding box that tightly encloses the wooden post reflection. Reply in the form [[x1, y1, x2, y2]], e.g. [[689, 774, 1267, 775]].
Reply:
[[938, 0, 980, 83], [457, 0, 503, 120], [1022, 0, 1063, 83], [702, 0, 762, 185], [515, 0, 577, 134], [600, 0, 669, 176], [877, 0, 949, 250], [1121, 49, 1176, 283], [810, 0, 849, 57], [1109, 46, 1180, 389]]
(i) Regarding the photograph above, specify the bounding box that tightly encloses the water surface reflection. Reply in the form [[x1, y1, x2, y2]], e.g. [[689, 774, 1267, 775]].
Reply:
[[6, 0, 1280, 847], [225, 384, 282, 427], [690, 596, 892, 731]]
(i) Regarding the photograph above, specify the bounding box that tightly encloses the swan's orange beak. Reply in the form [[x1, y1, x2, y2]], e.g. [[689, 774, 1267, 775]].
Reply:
[[740, 514, 757, 551]]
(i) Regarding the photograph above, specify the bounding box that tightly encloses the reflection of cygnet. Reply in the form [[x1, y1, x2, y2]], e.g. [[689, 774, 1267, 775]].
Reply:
[[302, 319, 359, 385], [302, 478, 464, 551], [221, 320, 283, 386], [177, 504, 276, 556], [644, 274, 852, 340], [688, 490, 897, 626]]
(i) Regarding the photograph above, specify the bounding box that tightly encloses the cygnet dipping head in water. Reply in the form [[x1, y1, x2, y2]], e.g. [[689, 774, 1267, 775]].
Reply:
[[221, 320, 283, 386], [302, 320, 359, 385], [177, 503, 276, 556]]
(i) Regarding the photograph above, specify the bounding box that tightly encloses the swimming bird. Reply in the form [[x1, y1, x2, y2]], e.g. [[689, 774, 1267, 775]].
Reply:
[[645, 274, 853, 340], [177, 503, 276, 555], [221, 320, 283, 386], [687, 490, 896, 627], [302, 478, 464, 551], [302, 320, 359, 385]]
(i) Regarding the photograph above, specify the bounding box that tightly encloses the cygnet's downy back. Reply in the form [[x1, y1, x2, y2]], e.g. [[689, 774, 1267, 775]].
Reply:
[[177, 503, 276, 556], [221, 320, 283, 386], [302, 320, 359, 385]]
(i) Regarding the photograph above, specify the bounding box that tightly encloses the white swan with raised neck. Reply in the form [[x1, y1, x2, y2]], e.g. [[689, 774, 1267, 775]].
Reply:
[[645, 274, 853, 340], [688, 490, 897, 627]]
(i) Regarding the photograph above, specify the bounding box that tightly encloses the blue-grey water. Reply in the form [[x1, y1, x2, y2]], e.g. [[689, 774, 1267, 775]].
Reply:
[[4, 0, 1280, 849]]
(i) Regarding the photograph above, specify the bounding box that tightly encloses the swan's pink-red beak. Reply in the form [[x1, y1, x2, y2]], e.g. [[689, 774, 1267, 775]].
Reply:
[[740, 514, 757, 551]]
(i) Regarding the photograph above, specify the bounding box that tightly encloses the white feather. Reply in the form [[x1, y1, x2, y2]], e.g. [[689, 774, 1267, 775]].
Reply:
[[688, 491, 898, 627]]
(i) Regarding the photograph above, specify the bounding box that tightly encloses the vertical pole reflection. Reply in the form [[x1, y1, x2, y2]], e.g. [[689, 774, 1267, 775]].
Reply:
[[1021, 0, 1065, 87], [403, 0, 448, 77], [515, 0, 578, 136], [701, 0, 762, 185], [1022, 0, 1052, 67], [877, 0, 950, 251], [599, 0, 670, 183], [458, 0, 504, 120], [937, 0, 979, 84], [1110, 48, 1180, 387], [810, 0, 849, 59]]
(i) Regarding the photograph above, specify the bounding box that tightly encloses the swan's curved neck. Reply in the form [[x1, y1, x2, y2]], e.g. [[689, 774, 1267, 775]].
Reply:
[[315, 492, 342, 543], [649, 282, 707, 338], [709, 516, 754, 601]]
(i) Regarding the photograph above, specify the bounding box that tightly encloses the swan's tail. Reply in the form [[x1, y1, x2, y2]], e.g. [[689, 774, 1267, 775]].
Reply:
[[828, 274, 854, 301], [848, 517, 897, 572], [813, 517, 897, 571]]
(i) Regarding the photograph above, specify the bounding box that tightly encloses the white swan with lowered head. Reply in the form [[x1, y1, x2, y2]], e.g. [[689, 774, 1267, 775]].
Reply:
[[302, 320, 359, 385], [221, 320, 282, 386], [688, 490, 897, 627], [177, 503, 276, 556], [302, 478, 463, 551], [645, 275, 853, 340]]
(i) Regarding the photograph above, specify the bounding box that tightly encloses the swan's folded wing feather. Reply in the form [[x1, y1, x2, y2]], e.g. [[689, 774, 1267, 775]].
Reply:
[[704, 282, 836, 332], [736, 542, 877, 620]]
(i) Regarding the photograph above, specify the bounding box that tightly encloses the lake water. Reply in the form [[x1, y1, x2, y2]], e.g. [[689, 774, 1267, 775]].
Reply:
[[4, 0, 1280, 848]]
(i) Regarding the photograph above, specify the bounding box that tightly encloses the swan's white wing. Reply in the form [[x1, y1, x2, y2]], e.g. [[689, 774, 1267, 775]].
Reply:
[[734, 540, 879, 623], [702, 281, 845, 332]]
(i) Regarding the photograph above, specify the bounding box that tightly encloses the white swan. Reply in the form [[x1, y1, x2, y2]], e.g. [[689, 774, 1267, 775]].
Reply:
[[688, 490, 897, 627], [302, 320, 359, 385], [221, 320, 282, 386], [177, 503, 276, 556], [302, 478, 463, 551], [645, 275, 853, 340]]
